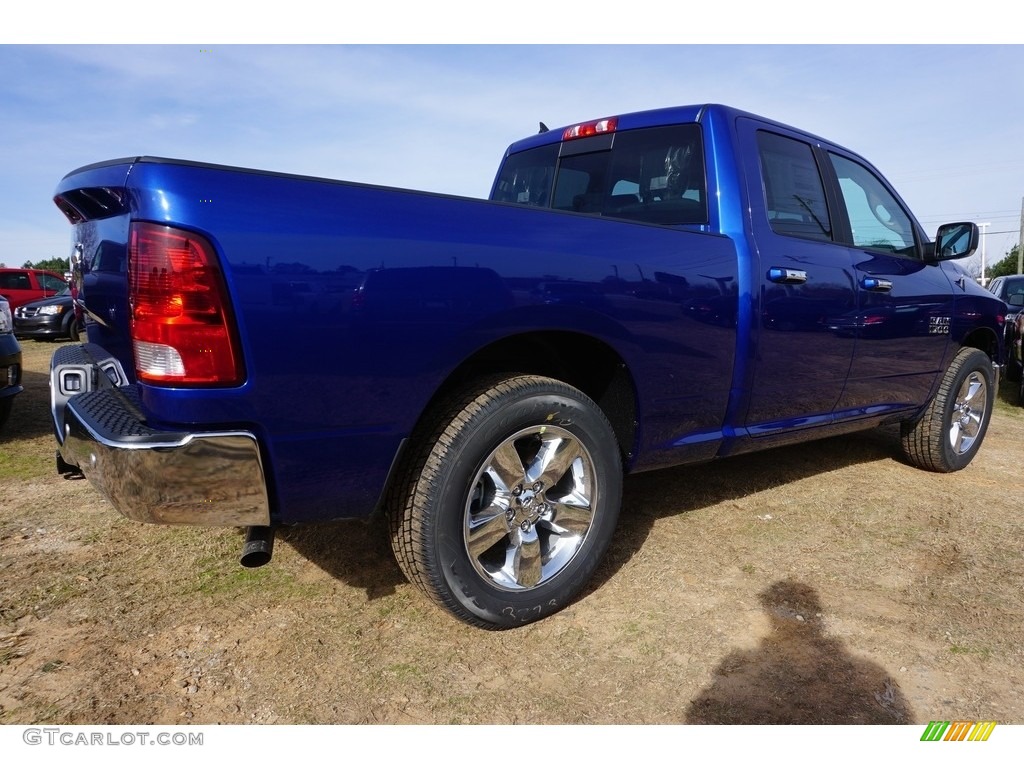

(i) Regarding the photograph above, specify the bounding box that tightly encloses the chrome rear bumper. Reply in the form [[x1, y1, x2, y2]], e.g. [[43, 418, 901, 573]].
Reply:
[[51, 344, 270, 526]]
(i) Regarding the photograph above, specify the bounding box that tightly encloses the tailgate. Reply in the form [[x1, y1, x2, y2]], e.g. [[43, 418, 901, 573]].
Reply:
[[53, 158, 137, 377]]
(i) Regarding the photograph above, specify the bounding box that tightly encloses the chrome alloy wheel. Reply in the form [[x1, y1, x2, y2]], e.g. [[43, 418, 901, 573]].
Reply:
[[463, 425, 597, 592], [948, 370, 987, 455]]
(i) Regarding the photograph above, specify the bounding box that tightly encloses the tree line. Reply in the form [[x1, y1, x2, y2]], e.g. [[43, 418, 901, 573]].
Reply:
[[0, 258, 72, 273], [986, 245, 1022, 280]]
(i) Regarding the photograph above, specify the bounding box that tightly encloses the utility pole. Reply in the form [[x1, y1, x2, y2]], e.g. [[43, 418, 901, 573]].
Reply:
[[1018, 196, 1023, 274], [979, 222, 991, 284]]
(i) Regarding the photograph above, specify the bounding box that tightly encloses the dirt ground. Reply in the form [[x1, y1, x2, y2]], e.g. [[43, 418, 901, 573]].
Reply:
[[1, 340, 1022, 725]]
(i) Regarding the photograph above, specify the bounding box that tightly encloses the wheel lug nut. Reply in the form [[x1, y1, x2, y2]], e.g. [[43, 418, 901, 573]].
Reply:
[[512, 485, 523, 495], [532, 482, 543, 492]]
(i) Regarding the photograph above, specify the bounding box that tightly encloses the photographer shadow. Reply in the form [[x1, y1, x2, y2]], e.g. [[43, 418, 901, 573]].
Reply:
[[686, 579, 914, 724]]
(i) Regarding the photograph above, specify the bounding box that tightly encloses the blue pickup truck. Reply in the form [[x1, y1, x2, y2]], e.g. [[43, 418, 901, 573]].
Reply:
[[49, 104, 1005, 628]]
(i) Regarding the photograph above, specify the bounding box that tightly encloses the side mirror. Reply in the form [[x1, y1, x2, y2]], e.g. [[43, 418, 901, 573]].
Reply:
[[934, 222, 979, 261]]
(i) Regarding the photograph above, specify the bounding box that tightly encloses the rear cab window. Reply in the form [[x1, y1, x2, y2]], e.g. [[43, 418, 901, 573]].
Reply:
[[492, 125, 708, 226]]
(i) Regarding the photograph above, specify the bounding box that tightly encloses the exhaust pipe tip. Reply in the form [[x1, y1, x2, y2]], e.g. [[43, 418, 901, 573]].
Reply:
[[240, 526, 275, 568], [56, 450, 82, 477]]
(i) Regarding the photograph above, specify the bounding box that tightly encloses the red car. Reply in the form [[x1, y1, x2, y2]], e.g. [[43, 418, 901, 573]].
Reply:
[[0, 268, 67, 310]]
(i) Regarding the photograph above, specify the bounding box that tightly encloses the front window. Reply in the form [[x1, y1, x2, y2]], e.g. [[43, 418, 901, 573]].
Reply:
[[38, 273, 67, 291], [829, 153, 917, 256]]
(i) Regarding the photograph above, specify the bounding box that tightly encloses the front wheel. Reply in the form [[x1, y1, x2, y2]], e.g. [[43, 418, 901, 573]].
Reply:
[[900, 347, 994, 472], [388, 375, 623, 629]]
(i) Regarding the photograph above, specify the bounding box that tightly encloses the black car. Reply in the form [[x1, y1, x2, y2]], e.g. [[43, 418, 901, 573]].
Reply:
[[0, 297, 23, 431], [987, 275, 1024, 382], [987, 274, 1024, 316], [13, 287, 82, 341]]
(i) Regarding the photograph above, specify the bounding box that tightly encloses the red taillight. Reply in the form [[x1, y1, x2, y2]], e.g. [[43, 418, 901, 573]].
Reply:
[[128, 222, 243, 386], [562, 117, 618, 141]]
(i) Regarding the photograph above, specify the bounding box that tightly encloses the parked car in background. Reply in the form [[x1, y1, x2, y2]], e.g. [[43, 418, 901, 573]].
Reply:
[[987, 275, 1024, 382], [0, 268, 67, 310], [986, 274, 1024, 308], [14, 287, 82, 341], [0, 297, 22, 431]]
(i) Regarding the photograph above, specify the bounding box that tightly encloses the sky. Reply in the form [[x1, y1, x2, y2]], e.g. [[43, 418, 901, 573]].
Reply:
[[2, 39, 1023, 276]]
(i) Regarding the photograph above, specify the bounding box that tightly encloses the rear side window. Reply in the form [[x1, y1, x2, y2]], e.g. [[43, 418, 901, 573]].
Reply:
[[757, 131, 833, 242], [492, 124, 707, 226], [0, 272, 31, 290]]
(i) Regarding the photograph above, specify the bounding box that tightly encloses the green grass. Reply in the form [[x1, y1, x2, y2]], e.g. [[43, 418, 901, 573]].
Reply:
[[385, 662, 426, 683], [0, 442, 52, 481], [191, 557, 311, 598], [949, 644, 992, 660]]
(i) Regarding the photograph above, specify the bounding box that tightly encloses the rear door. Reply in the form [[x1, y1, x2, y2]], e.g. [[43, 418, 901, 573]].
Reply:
[[739, 121, 858, 435]]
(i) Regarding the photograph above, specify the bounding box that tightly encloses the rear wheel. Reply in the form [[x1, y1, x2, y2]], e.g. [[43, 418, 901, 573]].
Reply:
[[900, 347, 993, 472], [388, 375, 622, 628]]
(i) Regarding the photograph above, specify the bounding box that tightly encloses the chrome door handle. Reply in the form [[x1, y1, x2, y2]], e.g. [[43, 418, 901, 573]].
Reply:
[[861, 277, 893, 292], [768, 267, 808, 284]]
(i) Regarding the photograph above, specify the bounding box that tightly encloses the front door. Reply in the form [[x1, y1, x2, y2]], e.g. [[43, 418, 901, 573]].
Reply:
[[825, 150, 953, 415]]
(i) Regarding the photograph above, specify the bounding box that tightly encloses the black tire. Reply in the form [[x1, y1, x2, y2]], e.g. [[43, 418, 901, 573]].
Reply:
[[388, 374, 622, 629], [1005, 356, 1021, 384], [900, 347, 994, 472], [0, 397, 11, 432], [1005, 329, 1021, 384], [67, 316, 82, 342]]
